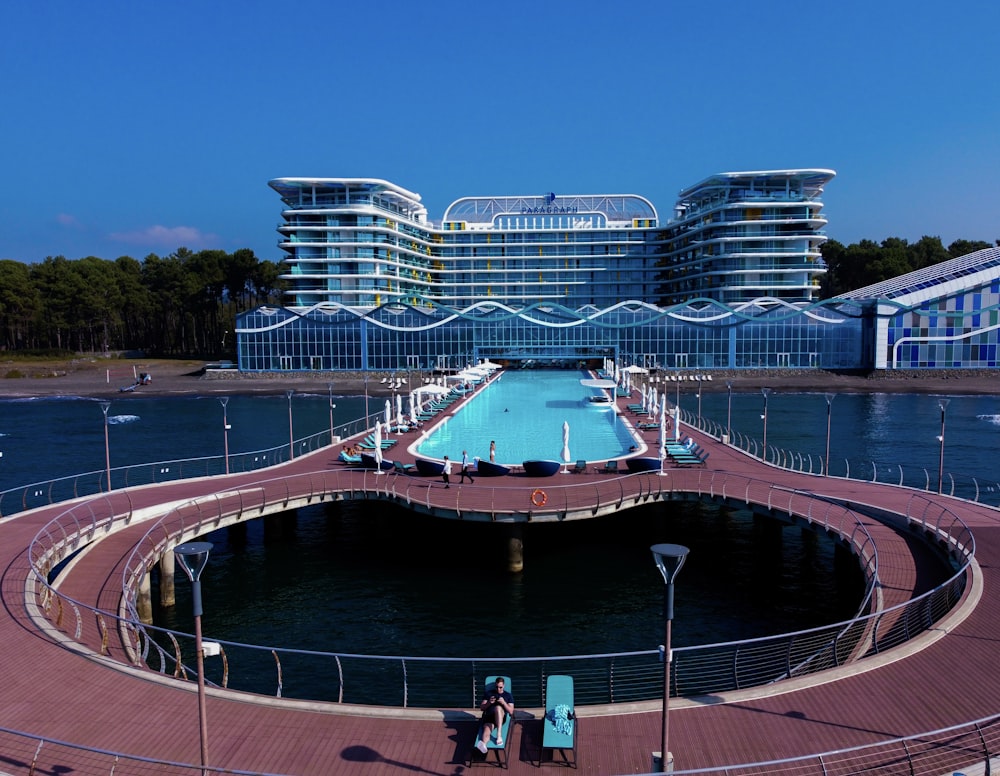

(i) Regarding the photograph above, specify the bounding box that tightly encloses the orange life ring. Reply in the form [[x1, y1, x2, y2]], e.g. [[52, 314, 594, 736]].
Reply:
[[530, 489, 547, 507]]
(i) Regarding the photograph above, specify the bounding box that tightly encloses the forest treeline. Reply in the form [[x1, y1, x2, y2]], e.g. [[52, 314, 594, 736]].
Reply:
[[818, 236, 994, 297], [0, 235, 995, 357], [0, 248, 287, 356]]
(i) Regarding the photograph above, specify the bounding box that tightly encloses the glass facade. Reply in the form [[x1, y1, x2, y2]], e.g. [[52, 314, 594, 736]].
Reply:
[[237, 300, 864, 373]]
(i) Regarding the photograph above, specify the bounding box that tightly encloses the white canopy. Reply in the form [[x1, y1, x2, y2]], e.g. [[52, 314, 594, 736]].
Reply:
[[413, 384, 449, 396], [622, 365, 649, 374]]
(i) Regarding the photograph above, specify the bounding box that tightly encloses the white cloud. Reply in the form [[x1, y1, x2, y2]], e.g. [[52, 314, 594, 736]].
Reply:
[[56, 213, 83, 228], [109, 225, 220, 248]]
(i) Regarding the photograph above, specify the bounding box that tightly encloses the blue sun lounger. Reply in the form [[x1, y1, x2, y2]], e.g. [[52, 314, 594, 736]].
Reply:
[[541, 674, 577, 767], [469, 675, 514, 768]]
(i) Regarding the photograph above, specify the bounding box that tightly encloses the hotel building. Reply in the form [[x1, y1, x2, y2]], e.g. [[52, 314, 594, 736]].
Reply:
[[237, 170, 999, 373]]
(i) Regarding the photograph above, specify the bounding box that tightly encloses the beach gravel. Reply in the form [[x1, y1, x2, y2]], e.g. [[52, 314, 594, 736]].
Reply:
[[1, 358, 996, 400]]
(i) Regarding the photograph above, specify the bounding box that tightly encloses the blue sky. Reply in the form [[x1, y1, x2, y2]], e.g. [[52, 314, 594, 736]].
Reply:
[[2, 0, 998, 264]]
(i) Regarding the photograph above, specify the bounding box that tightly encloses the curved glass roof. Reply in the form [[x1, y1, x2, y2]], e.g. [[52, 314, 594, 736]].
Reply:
[[443, 194, 657, 226]]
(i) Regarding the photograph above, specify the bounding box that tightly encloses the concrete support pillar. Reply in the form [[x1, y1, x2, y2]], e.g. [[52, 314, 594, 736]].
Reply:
[[506, 524, 524, 573], [159, 551, 176, 608], [264, 510, 298, 542], [136, 569, 153, 624], [228, 521, 248, 549]]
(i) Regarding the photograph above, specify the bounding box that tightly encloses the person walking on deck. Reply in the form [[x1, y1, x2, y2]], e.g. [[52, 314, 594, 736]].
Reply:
[[460, 450, 474, 483]]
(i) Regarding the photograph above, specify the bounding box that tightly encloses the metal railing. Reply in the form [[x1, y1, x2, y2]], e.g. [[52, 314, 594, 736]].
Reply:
[[0, 724, 286, 775], [27, 466, 978, 711], [0, 412, 381, 518], [0, 712, 995, 776], [662, 712, 1000, 775], [680, 407, 1000, 506], [15, 411, 985, 775]]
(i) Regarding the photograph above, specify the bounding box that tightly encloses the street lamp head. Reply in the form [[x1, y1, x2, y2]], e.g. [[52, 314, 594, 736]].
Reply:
[[175, 541, 213, 583], [824, 393, 835, 406], [286, 389, 294, 400], [219, 396, 229, 409], [99, 400, 111, 416], [938, 398, 951, 411], [651, 543, 690, 585], [761, 387, 772, 399]]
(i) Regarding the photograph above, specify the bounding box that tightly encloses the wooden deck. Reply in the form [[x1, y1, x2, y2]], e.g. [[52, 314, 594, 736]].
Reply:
[[2, 382, 1000, 775]]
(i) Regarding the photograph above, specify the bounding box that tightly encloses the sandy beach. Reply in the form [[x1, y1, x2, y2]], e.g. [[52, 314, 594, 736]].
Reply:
[[1, 357, 996, 400]]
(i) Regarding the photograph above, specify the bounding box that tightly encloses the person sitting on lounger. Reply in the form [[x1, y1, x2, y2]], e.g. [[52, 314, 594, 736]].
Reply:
[[476, 677, 514, 753]]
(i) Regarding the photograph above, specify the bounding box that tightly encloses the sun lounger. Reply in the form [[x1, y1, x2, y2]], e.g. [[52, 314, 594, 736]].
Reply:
[[469, 675, 514, 768], [392, 460, 415, 474], [595, 460, 618, 474], [571, 460, 587, 474], [540, 674, 577, 767]]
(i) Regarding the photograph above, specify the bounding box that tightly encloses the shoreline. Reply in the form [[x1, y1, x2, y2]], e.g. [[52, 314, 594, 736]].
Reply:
[[1, 360, 997, 400]]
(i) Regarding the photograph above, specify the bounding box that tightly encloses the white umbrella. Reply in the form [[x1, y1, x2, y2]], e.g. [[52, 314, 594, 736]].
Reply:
[[373, 421, 384, 473], [561, 421, 571, 473], [659, 396, 668, 468], [409, 392, 418, 425], [384, 399, 392, 430], [650, 387, 659, 419], [396, 393, 404, 432], [623, 364, 649, 374]]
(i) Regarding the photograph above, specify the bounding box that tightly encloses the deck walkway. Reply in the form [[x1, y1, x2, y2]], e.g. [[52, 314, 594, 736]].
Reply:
[[1, 383, 999, 775]]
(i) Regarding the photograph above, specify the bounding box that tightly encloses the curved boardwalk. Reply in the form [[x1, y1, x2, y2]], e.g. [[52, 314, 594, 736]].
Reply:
[[2, 389, 999, 775]]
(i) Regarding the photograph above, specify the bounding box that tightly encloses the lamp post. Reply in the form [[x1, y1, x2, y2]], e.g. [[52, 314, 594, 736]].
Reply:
[[99, 400, 111, 491], [364, 374, 370, 425], [219, 397, 230, 475], [286, 389, 295, 460], [328, 382, 337, 445], [761, 388, 772, 463], [725, 381, 733, 443], [651, 543, 690, 774], [696, 375, 703, 419], [823, 393, 835, 476], [937, 398, 950, 494], [174, 541, 213, 776]]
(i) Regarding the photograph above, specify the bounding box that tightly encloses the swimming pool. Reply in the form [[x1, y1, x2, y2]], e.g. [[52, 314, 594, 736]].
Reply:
[[413, 370, 638, 465]]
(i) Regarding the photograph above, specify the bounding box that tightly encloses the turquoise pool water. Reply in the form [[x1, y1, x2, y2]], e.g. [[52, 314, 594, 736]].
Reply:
[[413, 370, 637, 465]]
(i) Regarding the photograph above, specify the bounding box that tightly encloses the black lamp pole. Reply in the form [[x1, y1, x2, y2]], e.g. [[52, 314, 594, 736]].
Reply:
[[761, 388, 772, 462], [937, 398, 950, 493], [220, 397, 230, 475], [823, 393, 834, 476], [99, 400, 111, 491], [651, 543, 690, 773], [175, 541, 213, 776]]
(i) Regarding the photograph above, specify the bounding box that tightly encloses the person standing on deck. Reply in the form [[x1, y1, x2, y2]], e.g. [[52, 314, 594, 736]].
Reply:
[[442, 456, 452, 488], [460, 450, 475, 483], [489, 440, 496, 462]]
